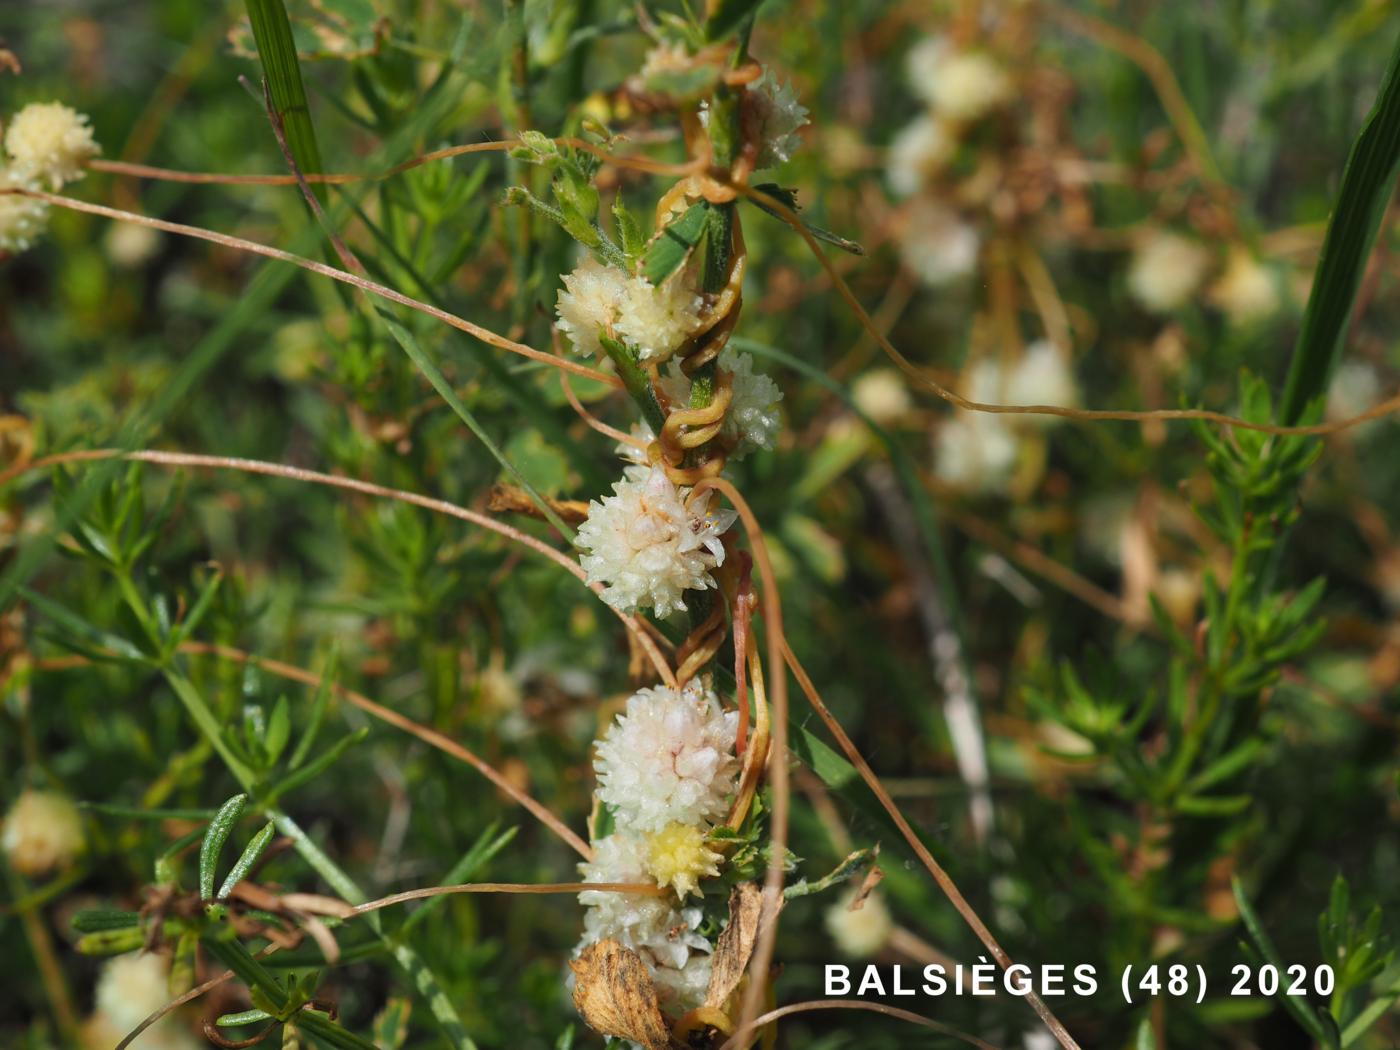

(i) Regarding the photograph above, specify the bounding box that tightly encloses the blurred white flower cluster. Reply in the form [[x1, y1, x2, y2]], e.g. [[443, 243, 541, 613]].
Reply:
[[2, 788, 84, 876], [574, 679, 740, 1011], [935, 341, 1080, 495], [0, 101, 99, 254], [884, 37, 1012, 286], [81, 952, 199, 1050], [1127, 229, 1280, 325]]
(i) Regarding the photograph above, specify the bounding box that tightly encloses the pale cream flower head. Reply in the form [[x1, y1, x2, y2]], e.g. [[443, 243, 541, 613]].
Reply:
[[886, 114, 956, 197], [555, 256, 631, 358], [852, 368, 912, 426], [0, 168, 49, 253], [3, 788, 83, 876], [616, 272, 704, 362], [1209, 246, 1279, 325], [555, 257, 703, 363], [4, 101, 100, 189], [574, 832, 712, 1005], [897, 198, 980, 286], [825, 887, 894, 958], [1006, 341, 1079, 425], [88, 951, 201, 1050], [576, 465, 735, 617], [593, 680, 740, 832], [907, 38, 1012, 123], [1128, 230, 1211, 314]]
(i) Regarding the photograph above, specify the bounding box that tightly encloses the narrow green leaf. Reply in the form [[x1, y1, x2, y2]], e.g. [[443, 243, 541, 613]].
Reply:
[[642, 201, 709, 284], [297, 1010, 384, 1050], [265, 695, 292, 765], [1182, 739, 1266, 795], [217, 1009, 274, 1027], [612, 197, 646, 262], [1279, 33, 1400, 423], [264, 728, 369, 807], [70, 909, 141, 934], [80, 801, 217, 822], [243, 0, 326, 201], [748, 183, 865, 255], [1341, 984, 1400, 1046], [18, 586, 148, 662], [203, 935, 287, 1004], [76, 926, 147, 956], [1233, 876, 1340, 1049], [200, 793, 249, 900], [288, 645, 338, 770], [792, 724, 857, 790], [1174, 793, 1252, 817], [372, 998, 413, 1050], [599, 334, 667, 434], [217, 821, 277, 899]]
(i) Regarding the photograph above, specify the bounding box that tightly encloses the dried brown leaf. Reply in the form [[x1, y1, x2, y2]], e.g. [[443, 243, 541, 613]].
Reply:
[[850, 863, 885, 910], [569, 939, 673, 1050], [704, 882, 771, 1010]]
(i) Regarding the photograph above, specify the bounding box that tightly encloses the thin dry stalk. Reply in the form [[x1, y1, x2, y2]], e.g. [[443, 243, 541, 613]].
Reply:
[[731, 182, 1400, 438], [2, 448, 675, 690], [718, 999, 1001, 1050], [687, 476, 790, 1040], [780, 638, 1082, 1050], [9, 190, 617, 388], [181, 640, 593, 860]]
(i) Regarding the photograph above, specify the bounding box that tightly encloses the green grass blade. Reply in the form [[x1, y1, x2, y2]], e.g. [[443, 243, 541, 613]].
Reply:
[[243, 0, 326, 200], [1279, 31, 1400, 424]]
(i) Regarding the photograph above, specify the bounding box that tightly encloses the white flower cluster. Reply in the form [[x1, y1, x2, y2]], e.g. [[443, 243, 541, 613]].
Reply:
[[6, 102, 101, 188], [885, 38, 1010, 286], [698, 65, 808, 170], [1127, 230, 1211, 314], [935, 342, 1080, 495], [81, 951, 199, 1050], [659, 346, 783, 457], [574, 680, 740, 1012], [745, 69, 809, 169], [576, 463, 735, 617], [1128, 231, 1279, 326], [1, 102, 99, 254], [906, 37, 1013, 123], [889, 36, 1013, 182], [886, 115, 955, 198], [2, 788, 84, 876], [556, 256, 703, 362], [594, 682, 740, 831], [825, 887, 894, 958], [896, 198, 981, 286]]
